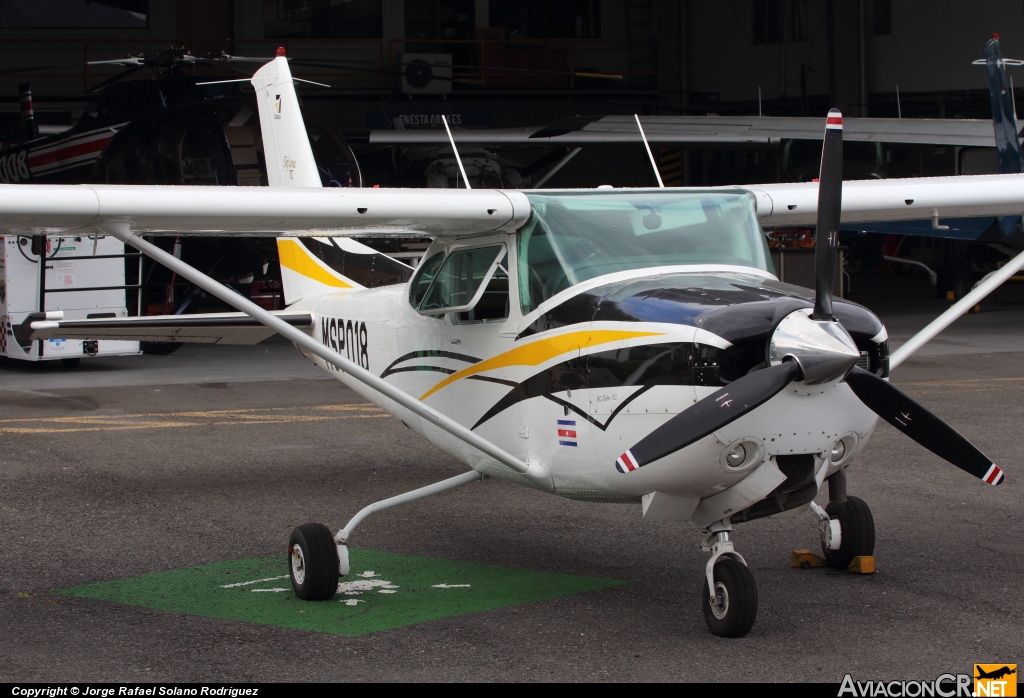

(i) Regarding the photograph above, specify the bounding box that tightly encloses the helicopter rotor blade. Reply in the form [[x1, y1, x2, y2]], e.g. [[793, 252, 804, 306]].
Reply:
[[845, 366, 1004, 485], [614, 361, 802, 473]]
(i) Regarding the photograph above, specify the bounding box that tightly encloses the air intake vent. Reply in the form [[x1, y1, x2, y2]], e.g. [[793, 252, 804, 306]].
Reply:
[[856, 351, 870, 371]]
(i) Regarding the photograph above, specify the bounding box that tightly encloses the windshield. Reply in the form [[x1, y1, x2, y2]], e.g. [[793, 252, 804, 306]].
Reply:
[[518, 190, 772, 313]]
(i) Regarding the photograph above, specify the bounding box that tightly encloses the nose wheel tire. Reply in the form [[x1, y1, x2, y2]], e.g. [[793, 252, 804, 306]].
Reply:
[[822, 495, 875, 570], [701, 557, 758, 638], [288, 522, 339, 600]]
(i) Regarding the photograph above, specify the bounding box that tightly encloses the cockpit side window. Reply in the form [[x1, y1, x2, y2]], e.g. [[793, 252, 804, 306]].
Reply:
[[409, 251, 446, 308]]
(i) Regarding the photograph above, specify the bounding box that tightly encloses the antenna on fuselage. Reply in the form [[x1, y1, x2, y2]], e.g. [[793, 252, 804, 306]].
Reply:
[[634, 114, 665, 188], [441, 114, 471, 189]]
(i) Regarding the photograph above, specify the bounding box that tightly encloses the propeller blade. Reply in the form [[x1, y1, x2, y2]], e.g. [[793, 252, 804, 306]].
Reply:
[[615, 361, 802, 473], [845, 366, 1004, 485], [813, 108, 844, 321]]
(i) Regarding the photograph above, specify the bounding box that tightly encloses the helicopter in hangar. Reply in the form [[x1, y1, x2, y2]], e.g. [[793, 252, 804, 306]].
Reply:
[[0, 46, 362, 188], [0, 48, 575, 190], [0, 46, 372, 335], [2, 54, 1014, 638]]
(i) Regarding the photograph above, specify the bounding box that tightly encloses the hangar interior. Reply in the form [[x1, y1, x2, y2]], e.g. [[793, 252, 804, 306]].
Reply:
[[1, 0, 1022, 308], [2, 0, 1023, 185]]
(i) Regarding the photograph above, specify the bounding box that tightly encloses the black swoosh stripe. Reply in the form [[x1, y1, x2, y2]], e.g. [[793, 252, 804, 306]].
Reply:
[[542, 384, 654, 432], [380, 349, 481, 379], [466, 375, 519, 387], [298, 237, 413, 288], [466, 347, 667, 429], [381, 366, 457, 376]]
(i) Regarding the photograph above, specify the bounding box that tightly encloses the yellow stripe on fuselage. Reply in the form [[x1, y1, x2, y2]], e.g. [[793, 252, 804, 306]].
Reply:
[[277, 239, 352, 288], [419, 329, 663, 401]]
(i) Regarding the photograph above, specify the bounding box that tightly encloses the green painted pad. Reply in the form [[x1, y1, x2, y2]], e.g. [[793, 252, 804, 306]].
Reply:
[[58, 549, 626, 636]]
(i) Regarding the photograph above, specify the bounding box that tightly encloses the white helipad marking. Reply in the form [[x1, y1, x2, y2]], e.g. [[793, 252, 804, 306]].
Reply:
[[356, 571, 377, 578], [336, 579, 399, 594], [342, 599, 364, 606], [221, 575, 289, 588], [432, 584, 471, 589], [250, 588, 290, 593], [377, 590, 397, 594]]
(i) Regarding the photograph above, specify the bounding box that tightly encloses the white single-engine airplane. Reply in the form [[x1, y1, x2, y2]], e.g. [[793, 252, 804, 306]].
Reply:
[[1, 55, 1016, 638]]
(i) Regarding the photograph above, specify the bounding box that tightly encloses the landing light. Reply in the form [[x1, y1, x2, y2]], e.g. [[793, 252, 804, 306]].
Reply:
[[829, 434, 858, 466], [830, 440, 846, 462], [725, 444, 747, 468], [719, 439, 764, 472]]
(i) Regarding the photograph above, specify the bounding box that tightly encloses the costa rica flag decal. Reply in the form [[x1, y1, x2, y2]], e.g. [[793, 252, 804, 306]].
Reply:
[[557, 419, 577, 447]]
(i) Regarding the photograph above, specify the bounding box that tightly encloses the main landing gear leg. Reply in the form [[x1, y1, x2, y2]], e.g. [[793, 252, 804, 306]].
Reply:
[[287, 470, 485, 600], [700, 519, 758, 637]]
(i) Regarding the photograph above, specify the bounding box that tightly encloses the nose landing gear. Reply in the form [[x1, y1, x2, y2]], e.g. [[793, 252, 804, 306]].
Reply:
[[820, 495, 875, 569], [820, 469, 875, 570]]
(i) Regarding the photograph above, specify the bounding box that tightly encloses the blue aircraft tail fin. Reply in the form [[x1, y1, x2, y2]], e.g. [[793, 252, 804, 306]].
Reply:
[[984, 34, 1024, 174], [982, 35, 1024, 248]]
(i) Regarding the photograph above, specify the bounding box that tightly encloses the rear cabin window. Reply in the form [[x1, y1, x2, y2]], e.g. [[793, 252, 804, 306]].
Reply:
[[418, 244, 504, 313], [409, 251, 446, 308]]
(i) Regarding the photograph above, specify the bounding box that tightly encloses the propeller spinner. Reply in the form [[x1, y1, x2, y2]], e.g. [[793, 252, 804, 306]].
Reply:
[[616, 109, 1004, 486]]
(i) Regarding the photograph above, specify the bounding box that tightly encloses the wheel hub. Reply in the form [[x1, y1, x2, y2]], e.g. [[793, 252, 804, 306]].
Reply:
[[290, 544, 306, 585], [710, 581, 729, 619]]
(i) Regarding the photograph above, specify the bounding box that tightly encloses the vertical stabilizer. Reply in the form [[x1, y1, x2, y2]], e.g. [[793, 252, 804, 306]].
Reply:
[[981, 35, 1024, 247], [250, 53, 322, 188], [251, 52, 413, 303], [984, 35, 1024, 174]]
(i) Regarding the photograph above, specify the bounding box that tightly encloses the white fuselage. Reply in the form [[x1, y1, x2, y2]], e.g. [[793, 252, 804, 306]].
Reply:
[[293, 252, 880, 524]]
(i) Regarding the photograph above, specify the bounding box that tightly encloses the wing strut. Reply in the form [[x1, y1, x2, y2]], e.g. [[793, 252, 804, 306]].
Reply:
[[890, 244, 1024, 369], [97, 222, 548, 487]]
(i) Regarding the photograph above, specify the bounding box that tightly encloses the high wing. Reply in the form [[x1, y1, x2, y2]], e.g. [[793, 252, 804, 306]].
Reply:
[[0, 184, 523, 237], [23, 310, 313, 345], [4, 173, 1024, 354], [368, 115, 996, 147], [744, 174, 1024, 227], [4, 174, 1024, 237]]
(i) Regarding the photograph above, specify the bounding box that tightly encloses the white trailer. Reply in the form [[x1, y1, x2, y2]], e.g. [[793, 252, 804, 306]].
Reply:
[[1, 234, 139, 365]]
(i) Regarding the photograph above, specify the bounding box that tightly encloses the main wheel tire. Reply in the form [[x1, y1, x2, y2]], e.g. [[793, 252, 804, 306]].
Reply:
[[822, 495, 875, 570], [288, 523, 339, 600], [701, 557, 758, 638]]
